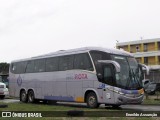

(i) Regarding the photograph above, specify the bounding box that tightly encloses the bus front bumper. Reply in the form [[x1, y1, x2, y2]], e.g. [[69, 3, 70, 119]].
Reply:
[[115, 94, 144, 105]]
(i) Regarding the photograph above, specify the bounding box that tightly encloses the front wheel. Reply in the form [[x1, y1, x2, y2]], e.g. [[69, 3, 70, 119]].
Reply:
[[86, 92, 99, 108], [20, 90, 28, 103]]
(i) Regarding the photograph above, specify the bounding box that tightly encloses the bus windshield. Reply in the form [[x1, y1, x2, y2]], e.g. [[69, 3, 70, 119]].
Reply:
[[112, 55, 143, 90]]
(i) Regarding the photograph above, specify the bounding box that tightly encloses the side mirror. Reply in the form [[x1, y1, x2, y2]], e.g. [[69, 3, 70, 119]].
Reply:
[[97, 73, 103, 79], [98, 60, 121, 73], [138, 63, 150, 75]]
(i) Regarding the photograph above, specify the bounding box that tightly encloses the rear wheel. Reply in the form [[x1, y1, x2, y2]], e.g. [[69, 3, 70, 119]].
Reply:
[[20, 90, 28, 102], [86, 92, 99, 108], [28, 90, 35, 103]]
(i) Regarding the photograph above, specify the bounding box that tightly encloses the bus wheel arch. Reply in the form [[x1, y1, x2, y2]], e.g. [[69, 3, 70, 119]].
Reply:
[[27, 89, 35, 103], [85, 90, 100, 108], [20, 89, 28, 103]]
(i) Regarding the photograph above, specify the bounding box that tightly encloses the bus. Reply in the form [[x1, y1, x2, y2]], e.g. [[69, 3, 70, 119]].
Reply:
[[9, 47, 149, 108]]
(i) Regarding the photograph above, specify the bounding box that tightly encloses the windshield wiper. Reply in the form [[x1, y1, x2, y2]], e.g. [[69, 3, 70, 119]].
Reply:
[[126, 69, 141, 89], [131, 69, 142, 89]]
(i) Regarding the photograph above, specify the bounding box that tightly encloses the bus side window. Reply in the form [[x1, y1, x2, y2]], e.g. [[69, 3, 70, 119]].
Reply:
[[74, 53, 93, 71], [59, 55, 74, 71], [46, 57, 58, 72], [26, 61, 35, 73], [11, 63, 16, 73], [11, 62, 27, 74], [90, 51, 111, 64], [34, 59, 45, 72]]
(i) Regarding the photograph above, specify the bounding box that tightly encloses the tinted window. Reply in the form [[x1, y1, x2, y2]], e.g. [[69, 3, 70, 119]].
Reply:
[[11, 61, 27, 74], [46, 57, 58, 72], [74, 53, 93, 71], [26, 61, 35, 73], [59, 55, 74, 71], [34, 59, 45, 72], [90, 51, 111, 64], [11, 63, 17, 73], [103, 65, 114, 85]]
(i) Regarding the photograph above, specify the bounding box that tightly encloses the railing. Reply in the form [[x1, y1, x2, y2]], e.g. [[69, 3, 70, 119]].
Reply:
[[144, 62, 160, 66]]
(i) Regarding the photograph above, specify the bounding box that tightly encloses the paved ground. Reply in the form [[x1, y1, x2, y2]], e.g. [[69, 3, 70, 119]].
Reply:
[[121, 105, 160, 111], [0, 98, 19, 103]]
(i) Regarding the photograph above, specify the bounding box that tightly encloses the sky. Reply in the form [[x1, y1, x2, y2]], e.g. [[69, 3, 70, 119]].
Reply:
[[1, 0, 160, 63]]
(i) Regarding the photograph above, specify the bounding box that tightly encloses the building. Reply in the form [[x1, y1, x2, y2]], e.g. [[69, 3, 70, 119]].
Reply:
[[116, 38, 160, 82]]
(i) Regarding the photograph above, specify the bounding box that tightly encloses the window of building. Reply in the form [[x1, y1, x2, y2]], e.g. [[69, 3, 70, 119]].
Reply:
[[144, 44, 148, 52], [136, 58, 141, 63], [130, 45, 134, 53], [158, 42, 160, 50], [34, 59, 45, 72], [136, 45, 140, 52], [144, 57, 148, 65], [74, 53, 93, 71], [59, 55, 74, 71], [46, 57, 59, 72]]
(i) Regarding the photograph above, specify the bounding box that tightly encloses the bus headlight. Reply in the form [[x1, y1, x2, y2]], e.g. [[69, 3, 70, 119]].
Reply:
[[118, 92, 124, 95]]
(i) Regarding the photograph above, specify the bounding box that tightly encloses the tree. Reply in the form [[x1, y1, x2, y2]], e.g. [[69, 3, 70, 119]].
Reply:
[[0, 63, 10, 74]]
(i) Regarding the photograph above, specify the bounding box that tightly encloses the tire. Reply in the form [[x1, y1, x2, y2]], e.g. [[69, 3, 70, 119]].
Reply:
[[28, 90, 35, 103], [86, 92, 99, 108], [0, 95, 5, 99], [20, 90, 28, 103]]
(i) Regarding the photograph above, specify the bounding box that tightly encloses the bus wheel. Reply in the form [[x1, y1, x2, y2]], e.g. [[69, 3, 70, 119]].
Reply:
[[0, 95, 5, 99], [86, 92, 99, 108], [20, 90, 28, 103], [28, 90, 35, 103]]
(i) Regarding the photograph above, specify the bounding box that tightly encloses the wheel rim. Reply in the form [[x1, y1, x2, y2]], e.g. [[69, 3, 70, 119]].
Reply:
[[88, 96, 96, 106], [28, 91, 34, 102], [21, 92, 26, 101]]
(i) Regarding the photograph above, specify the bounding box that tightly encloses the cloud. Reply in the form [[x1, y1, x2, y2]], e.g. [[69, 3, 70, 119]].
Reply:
[[1, 0, 160, 62]]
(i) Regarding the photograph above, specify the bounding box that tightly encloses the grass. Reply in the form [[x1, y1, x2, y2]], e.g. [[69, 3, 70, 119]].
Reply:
[[0, 97, 159, 120], [143, 99, 160, 104]]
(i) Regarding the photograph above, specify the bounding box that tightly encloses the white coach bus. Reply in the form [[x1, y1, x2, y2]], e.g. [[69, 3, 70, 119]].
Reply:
[[9, 47, 149, 108]]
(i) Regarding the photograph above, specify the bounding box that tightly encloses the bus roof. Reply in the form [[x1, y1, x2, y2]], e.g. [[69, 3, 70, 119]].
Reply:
[[11, 47, 133, 62]]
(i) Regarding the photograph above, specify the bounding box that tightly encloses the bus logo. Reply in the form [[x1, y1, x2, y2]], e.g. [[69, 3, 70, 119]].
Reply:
[[75, 74, 88, 80], [17, 76, 22, 86]]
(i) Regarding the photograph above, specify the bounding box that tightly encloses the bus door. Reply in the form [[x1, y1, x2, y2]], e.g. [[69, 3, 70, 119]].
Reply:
[[102, 65, 115, 104]]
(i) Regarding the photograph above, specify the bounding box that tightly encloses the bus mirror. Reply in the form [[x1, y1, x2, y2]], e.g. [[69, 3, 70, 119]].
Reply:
[[138, 63, 150, 75], [97, 73, 103, 79], [98, 60, 120, 73]]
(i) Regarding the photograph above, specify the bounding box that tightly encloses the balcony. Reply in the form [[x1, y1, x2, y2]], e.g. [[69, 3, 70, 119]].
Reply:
[[142, 61, 160, 70], [132, 51, 160, 58]]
